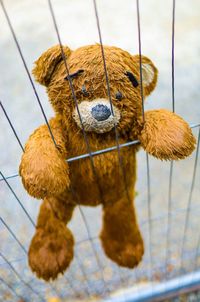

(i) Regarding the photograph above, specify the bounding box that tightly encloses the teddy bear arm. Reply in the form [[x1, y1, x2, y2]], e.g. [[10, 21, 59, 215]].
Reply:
[[138, 109, 196, 160], [19, 116, 70, 199]]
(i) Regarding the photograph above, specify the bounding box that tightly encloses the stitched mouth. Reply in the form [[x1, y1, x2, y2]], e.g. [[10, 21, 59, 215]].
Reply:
[[72, 99, 121, 133]]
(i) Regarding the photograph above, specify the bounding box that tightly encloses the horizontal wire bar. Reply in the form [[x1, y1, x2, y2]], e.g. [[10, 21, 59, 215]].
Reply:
[[0, 120, 199, 182], [0, 173, 19, 182], [67, 139, 140, 161], [190, 123, 200, 128], [103, 271, 200, 302]]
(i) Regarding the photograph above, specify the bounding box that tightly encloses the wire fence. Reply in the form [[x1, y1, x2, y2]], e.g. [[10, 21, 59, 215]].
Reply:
[[0, 0, 200, 301]]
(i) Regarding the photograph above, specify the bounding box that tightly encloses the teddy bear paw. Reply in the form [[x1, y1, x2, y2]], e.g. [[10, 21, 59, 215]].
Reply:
[[20, 168, 70, 199], [28, 227, 74, 281], [102, 238, 144, 268], [116, 242, 144, 268]]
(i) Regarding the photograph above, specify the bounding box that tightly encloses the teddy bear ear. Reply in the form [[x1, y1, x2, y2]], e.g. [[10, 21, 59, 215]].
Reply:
[[32, 45, 72, 86], [133, 55, 158, 96]]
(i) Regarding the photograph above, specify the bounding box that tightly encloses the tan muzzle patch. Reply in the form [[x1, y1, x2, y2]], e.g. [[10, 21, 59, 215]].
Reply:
[[72, 99, 121, 133]]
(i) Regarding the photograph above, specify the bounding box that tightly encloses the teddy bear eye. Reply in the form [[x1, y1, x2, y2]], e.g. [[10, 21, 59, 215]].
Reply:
[[116, 91, 123, 100], [81, 85, 89, 96]]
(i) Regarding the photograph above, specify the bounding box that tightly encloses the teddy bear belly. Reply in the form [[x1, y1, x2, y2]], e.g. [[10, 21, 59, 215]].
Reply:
[[68, 148, 136, 206]]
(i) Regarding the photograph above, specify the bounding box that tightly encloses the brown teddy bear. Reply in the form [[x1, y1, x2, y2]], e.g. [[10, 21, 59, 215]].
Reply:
[[19, 44, 196, 281]]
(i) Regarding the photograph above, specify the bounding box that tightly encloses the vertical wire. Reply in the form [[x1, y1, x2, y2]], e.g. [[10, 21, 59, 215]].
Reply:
[[0, 276, 22, 300], [92, 0, 131, 205], [136, 0, 153, 282], [0, 101, 24, 152], [186, 127, 200, 270], [146, 153, 152, 280], [47, 0, 109, 294], [0, 251, 45, 301], [171, 0, 176, 114], [136, 0, 145, 121], [92, 2, 144, 299], [92, 1, 134, 298], [165, 0, 176, 279], [0, 0, 57, 148], [0, 171, 35, 227]]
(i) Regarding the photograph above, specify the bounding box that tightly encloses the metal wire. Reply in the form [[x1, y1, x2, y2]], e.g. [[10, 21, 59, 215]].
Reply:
[[47, 0, 109, 294], [136, 0, 153, 282], [0, 276, 22, 300], [92, 0, 138, 296], [93, 0, 131, 205], [0, 101, 24, 152], [0, 173, 19, 182], [165, 0, 176, 278], [0, 217, 27, 254], [136, 0, 145, 121], [0, 0, 57, 148], [0, 171, 35, 227], [0, 121, 199, 182], [187, 127, 200, 270], [0, 251, 45, 301]]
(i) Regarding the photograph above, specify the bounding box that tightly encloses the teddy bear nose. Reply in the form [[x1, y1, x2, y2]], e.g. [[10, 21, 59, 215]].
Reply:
[[91, 104, 111, 121]]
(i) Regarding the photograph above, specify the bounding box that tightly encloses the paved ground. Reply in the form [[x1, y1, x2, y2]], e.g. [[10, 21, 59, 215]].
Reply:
[[0, 0, 200, 301]]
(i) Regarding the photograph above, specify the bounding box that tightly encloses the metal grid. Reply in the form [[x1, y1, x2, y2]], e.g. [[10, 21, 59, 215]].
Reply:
[[0, 0, 200, 301]]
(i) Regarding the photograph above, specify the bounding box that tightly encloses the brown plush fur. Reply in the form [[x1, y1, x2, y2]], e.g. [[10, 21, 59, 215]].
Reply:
[[19, 44, 196, 281]]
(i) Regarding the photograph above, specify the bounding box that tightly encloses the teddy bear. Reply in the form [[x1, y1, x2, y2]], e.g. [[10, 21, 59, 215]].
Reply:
[[19, 44, 196, 281]]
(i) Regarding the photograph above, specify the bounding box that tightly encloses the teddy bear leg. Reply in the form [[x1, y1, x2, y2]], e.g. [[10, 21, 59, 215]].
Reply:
[[28, 195, 75, 281], [100, 196, 144, 268]]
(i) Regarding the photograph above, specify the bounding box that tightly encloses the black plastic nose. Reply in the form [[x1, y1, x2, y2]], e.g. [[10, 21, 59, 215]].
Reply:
[[91, 104, 111, 121]]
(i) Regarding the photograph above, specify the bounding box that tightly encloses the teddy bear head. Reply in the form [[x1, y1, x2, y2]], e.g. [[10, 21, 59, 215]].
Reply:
[[33, 44, 158, 134]]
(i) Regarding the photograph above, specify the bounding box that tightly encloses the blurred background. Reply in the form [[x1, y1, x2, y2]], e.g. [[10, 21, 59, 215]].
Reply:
[[0, 0, 200, 301]]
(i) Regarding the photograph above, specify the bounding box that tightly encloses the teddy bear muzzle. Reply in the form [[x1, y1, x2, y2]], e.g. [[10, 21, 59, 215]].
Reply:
[[72, 98, 121, 133]]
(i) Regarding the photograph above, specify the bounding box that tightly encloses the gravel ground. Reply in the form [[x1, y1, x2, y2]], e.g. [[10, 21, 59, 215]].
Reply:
[[0, 0, 200, 301]]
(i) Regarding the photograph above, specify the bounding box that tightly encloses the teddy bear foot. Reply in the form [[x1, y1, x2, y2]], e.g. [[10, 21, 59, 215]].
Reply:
[[101, 236, 144, 268], [28, 227, 74, 281]]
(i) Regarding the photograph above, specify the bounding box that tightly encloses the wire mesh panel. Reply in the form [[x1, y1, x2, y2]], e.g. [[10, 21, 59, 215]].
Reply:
[[0, 0, 200, 301]]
